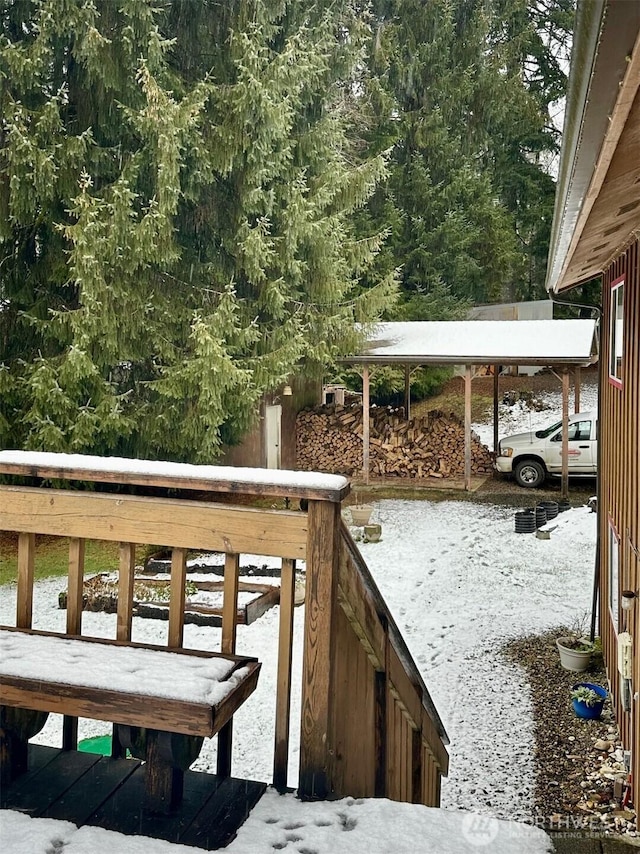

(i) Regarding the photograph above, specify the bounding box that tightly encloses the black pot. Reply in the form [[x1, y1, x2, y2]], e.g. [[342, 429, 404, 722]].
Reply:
[[515, 509, 536, 533], [539, 500, 559, 520]]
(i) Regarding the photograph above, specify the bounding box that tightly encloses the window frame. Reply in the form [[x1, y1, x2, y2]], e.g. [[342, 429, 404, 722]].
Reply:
[[608, 275, 624, 388]]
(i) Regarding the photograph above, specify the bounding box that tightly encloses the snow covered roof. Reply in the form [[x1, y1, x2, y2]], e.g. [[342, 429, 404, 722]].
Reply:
[[0, 451, 350, 502], [343, 320, 598, 366]]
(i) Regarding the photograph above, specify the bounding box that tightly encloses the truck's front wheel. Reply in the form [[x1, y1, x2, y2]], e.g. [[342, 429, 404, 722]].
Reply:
[[514, 459, 546, 488]]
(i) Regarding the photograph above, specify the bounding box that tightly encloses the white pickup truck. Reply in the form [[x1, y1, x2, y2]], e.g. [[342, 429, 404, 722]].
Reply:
[[495, 410, 598, 488]]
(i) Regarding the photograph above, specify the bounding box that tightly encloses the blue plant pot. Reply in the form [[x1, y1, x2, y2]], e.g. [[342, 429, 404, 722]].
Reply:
[[571, 682, 608, 720]]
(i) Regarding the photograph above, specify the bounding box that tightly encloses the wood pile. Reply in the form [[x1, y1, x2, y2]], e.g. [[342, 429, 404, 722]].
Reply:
[[296, 403, 494, 479]]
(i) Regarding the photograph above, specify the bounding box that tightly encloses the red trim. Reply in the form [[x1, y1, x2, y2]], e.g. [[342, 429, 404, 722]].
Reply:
[[608, 275, 625, 389]]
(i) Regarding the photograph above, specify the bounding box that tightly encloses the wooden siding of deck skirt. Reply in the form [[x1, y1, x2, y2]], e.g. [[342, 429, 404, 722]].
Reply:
[[324, 528, 449, 806], [598, 239, 640, 809]]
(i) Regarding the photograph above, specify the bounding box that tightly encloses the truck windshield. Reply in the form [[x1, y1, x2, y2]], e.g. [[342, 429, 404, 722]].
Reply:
[[535, 420, 562, 439]]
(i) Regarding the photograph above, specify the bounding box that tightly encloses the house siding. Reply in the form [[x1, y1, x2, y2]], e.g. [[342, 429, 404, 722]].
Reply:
[[599, 238, 640, 802]]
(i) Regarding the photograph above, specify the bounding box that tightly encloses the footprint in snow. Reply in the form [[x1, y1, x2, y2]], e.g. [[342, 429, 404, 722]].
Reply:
[[338, 812, 358, 831]]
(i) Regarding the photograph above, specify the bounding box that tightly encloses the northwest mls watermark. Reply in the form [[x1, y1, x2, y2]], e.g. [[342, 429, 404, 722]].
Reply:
[[461, 812, 611, 847]]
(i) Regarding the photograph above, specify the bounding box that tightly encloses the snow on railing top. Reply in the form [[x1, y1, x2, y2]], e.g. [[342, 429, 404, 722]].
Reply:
[[0, 450, 350, 502]]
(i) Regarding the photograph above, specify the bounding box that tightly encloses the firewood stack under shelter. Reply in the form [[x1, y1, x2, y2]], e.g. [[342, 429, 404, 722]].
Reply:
[[296, 403, 494, 479]]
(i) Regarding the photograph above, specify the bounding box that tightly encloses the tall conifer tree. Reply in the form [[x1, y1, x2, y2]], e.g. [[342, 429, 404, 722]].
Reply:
[[363, 0, 572, 313], [1, 0, 396, 459]]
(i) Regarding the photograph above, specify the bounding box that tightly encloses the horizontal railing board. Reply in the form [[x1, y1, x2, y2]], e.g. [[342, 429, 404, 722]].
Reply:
[[0, 451, 350, 503], [0, 486, 307, 559]]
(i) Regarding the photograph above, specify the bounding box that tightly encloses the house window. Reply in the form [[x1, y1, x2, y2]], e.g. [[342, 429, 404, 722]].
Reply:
[[609, 276, 624, 387], [609, 519, 620, 633]]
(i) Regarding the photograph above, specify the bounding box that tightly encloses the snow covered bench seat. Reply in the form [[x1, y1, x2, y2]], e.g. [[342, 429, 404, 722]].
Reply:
[[0, 627, 260, 812]]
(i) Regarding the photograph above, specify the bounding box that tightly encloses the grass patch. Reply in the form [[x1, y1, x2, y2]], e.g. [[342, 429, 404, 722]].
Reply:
[[0, 535, 122, 587], [412, 391, 494, 423]]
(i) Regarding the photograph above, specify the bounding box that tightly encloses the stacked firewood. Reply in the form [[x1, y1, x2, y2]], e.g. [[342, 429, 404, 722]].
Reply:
[[296, 403, 494, 478]]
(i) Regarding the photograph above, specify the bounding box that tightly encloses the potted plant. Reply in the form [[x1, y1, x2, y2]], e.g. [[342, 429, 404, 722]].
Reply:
[[571, 683, 608, 719], [350, 494, 374, 527], [363, 523, 382, 543], [556, 635, 594, 672]]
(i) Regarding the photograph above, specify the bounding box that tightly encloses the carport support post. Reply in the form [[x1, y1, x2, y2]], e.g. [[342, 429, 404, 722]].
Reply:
[[493, 366, 499, 454], [574, 366, 581, 413], [464, 364, 472, 491], [404, 365, 411, 421], [561, 368, 570, 499], [362, 365, 370, 484]]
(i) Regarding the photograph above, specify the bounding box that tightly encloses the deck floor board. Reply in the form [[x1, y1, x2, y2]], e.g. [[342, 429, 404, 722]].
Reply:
[[178, 776, 264, 851], [0, 745, 266, 850], [42, 751, 142, 824], [2, 747, 102, 815]]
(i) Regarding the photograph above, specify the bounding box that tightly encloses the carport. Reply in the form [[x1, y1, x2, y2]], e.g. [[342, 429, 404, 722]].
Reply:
[[342, 319, 599, 494]]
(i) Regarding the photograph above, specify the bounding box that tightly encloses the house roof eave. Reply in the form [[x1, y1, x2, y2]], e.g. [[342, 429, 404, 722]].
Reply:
[[546, 1, 640, 294]]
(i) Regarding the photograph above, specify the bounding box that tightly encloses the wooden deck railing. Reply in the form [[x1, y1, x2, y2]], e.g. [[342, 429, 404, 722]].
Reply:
[[0, 451, 448, 806]]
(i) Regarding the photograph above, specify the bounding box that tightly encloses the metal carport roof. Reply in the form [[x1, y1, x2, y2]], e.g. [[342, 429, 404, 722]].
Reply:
[[344, 319, 598, 366], [341, 319, 599, 492]]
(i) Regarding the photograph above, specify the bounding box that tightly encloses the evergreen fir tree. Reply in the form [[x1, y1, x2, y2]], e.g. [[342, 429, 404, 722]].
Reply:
[[1, 0, 396, 460], [362, 0, 572, 312]]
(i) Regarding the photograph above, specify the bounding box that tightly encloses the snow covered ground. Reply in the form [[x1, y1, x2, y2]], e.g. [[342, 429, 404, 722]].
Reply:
[[471, 376, 598, 448], [0, 378, 598, 853]]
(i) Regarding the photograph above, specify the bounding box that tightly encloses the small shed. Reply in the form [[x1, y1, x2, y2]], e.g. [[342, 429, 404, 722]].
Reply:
[[343, 319, 599, 491]]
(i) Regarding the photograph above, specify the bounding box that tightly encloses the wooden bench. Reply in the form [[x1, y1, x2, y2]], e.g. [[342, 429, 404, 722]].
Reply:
[[0, 627, 260, 813]]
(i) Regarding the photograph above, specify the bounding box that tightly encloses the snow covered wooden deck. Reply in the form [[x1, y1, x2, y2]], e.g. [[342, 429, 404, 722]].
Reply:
[[0, 743, 266, 850], [0, 451, 449, 848]]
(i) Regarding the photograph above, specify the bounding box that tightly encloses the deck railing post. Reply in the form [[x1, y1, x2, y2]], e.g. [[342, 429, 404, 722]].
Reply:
[[16, 532, 35, 629], [218, 552, 240, 777], [63, 537, 85, 750], [113, 542, 136, 758], [273, 557, 296, 791], [298, 499, 341, 799], [168, 547, 187, 649]]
